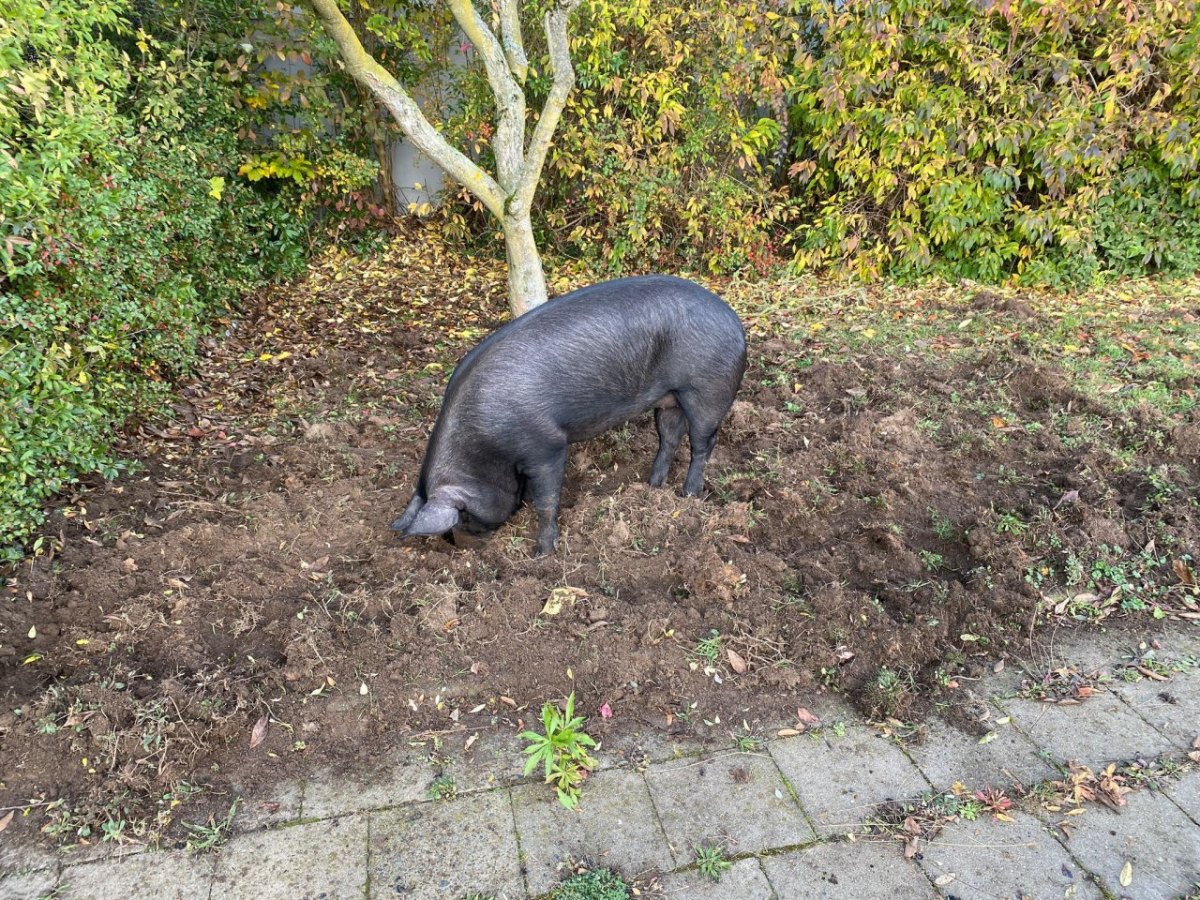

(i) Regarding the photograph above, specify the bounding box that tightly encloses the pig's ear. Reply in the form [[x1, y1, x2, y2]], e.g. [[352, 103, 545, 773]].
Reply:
[[400, 498, 460, 536], [390, 494, 425, 533]]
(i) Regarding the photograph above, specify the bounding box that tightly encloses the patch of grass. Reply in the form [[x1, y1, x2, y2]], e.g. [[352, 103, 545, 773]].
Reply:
[[550, 867, 630, 900], [690, 630, 722, 667], [732, 727, 763, 752], [183, 799, 240, 853], [693, 845, 732, 883], [520, 692, 598, 810]]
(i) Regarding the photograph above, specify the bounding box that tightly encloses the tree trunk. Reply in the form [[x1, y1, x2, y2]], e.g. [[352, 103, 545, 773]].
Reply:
[[503, 213, 547, 316], [308, 0, 581, 320]]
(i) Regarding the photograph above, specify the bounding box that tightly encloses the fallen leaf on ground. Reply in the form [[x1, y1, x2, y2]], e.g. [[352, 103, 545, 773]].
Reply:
[[0, 810, 13, 832], [727, 649, 748, 674], [796, 707, 820, 727], [541, 586, 586, 616], [1119, 861, 1133, 887], [250, 715, 269, 748]]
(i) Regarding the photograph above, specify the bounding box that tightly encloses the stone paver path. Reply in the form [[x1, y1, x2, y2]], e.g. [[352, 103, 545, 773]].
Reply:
[[3, 624, 1199, 899]]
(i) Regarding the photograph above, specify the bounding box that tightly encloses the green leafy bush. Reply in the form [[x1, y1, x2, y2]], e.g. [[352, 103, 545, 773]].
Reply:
[[0, 2, 321, 552], [783, 0, 1200, 284]]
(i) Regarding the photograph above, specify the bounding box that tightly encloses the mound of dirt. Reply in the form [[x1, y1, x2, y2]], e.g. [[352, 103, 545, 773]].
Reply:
[[2, 274, 1198, 848]]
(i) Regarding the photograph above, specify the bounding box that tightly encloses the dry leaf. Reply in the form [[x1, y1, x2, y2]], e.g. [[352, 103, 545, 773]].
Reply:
[[1119, 861, 1132, 887], [541, 586, 587, 617], [1174, 558, 1196, 586], [727, 649, 748, 674], [0, 810, 13, 832], [776, 728, 801, 737], [121, 557, 138, 573], [934, 873, 956, 887], [250, 714, 269, 748], [796, 708, 820, 727]]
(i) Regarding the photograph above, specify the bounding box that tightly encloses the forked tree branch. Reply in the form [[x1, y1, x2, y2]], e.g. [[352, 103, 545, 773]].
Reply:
[[447, 0, 525, 189], [308, 0, 507, 220], [498, 0, 528, 84], [513, 0, 582, 216]]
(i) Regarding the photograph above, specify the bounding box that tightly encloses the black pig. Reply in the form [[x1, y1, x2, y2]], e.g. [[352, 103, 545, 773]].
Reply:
[[392, 275, 746, 555]]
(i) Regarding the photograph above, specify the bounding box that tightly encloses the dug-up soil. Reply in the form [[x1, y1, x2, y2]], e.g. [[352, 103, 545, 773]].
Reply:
[[2, 244, 1198, 847]]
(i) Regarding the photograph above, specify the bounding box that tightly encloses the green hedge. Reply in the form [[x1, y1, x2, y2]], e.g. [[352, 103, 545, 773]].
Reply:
[[785, 0, 1200, 285], [431, 0, 1200, 283], [0, 1, 311, 552]]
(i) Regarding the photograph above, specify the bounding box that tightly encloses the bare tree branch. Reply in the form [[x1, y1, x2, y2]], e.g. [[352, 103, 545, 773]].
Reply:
[[308, 0, 507, 220], [447, 0, 525, 190], [513, 0, 582, 215], [498, 0, 528, 84]]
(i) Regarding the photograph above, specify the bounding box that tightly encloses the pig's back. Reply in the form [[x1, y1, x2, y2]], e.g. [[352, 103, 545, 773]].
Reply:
[[444, 276, 744, 441]]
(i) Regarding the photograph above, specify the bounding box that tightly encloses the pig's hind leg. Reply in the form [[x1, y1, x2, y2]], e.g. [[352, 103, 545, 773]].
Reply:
[[522, 444, 569, 556], [677, 387, 735, 498], [649, 405, 688, 487]]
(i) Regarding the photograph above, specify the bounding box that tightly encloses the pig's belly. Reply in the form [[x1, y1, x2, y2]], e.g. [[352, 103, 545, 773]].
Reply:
[[560, 392, 676, 444]]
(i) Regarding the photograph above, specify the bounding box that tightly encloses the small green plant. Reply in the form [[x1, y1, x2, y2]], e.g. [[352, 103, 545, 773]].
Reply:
[[732, 728, 763, 752], [994, 512, 1029, 535], [551, 867, 631, 900], [691, 630, 723, 666], [520, 693, 598, 810], [183, 799, 240, 853], [926, 511, 955, 540], [918, 550, 944, 570], [427, 775, 457, 801], [694, 845, 732, 883]]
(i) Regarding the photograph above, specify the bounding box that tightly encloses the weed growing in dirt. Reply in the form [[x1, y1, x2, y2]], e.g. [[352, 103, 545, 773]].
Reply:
[[732, 727, 763, 752], [693, 845, 732, 882], [183, 799, 240, 852], [867, 666, 918, 719], [427, 774, 457, 801], [550, 867, 630, 900], [918, 550, 944, 570], [690, 630, 723, 666], [926, 510, 954, 541], [520, 692, 598, 810]]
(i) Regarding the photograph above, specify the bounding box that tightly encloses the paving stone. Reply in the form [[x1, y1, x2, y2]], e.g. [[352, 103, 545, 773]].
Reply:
[[302, 752, 430, 818], [1062, 788, 1200, 900], [1166, 770, 1200, 823], [1109, 672, 1200, 751], [225, 778, 303, 830], [762, 838, 937, 899], [995, 695, 1174, 765], [0, 866, 59, 900], [511, 768, 672, 895], [601, 728, 708, 768], [906, 718, 1055, 793], [658, 857, 774, 900], [368, 789, 522, 899], [768, 728, 929, 836], [212, 815, 368, 899], [967, 658, 1036, 700], [441, 728, 534, 795], [918, 813, 1103, 900], [1030, 626, 1148, 674], [0, 827, 60, 878], [646, 752, 813, 862], [58, 851, 215, 900]]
